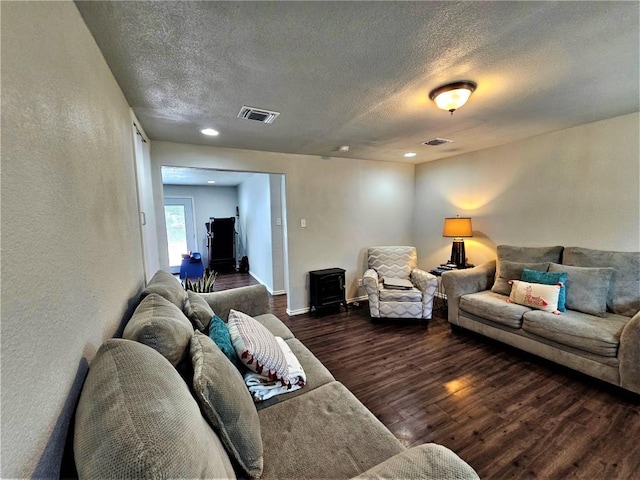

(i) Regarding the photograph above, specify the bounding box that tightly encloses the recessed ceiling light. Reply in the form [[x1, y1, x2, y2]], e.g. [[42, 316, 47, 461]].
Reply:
[[207, 180, 216, 184], [201, 128, 219, 136], [404, 152, 417, 158], [338, 145, 350, 152]]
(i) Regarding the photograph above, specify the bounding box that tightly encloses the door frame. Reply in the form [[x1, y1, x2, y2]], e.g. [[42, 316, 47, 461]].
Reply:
[[163, 196, 197, 273]]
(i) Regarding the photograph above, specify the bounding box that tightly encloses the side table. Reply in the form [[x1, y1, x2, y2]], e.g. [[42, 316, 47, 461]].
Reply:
[[429, 268, 448, 311]]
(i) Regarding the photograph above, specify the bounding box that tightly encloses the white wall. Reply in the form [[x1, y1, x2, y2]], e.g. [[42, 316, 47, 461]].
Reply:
[[238, 175, 274, 291], [151, 141, 416, 313], [270, 175, 286, 294], [163, 184, 238, 268], [1, 2, 144, 477], [414, 113, 640, 270]]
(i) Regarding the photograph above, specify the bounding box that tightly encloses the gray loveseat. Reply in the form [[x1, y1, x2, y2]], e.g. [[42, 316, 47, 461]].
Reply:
[[442, 246, 640, 395], [73, 270, 478, 479]]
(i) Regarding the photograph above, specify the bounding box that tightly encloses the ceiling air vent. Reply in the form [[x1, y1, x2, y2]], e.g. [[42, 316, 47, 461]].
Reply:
[[237, 106, 280, 124], [423, 138, 453, 146]]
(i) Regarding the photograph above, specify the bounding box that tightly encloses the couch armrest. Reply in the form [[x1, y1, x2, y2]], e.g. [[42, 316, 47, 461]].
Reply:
[[351, 443, 479, 480], [411, 268, 437, 293], [619, 310, 640, 394], [198, 284, 270, 321], [363, 269, 380, 317], [441, 261, 496, 326]]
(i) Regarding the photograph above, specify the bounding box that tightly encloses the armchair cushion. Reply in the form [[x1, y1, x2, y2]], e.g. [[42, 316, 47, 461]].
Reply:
[[367, 246, 417, 279], [380, 287, 422, 302]]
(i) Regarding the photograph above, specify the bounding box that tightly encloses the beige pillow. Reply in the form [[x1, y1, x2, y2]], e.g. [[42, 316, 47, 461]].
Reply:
[[123, 293, 194, 366], [191, 331, 263, 478], [492, 261, 549, 296], [508, 280, 561, 313], [141, 270, 187, 310], [184, 290, 215, 332], [227, 309, 290, 384], [74, 339, 236, 479]]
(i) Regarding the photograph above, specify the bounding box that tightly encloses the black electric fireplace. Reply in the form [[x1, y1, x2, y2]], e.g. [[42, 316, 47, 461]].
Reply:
[[309, 268, 347, 313]]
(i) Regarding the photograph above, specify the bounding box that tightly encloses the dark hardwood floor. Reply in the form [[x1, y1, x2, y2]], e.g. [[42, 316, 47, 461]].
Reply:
[[214, 273, 640, 479]]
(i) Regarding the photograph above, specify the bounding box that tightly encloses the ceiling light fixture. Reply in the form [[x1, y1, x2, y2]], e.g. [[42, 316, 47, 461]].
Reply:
[[338, 145, 350, 152], [404, 152, 417, 158], [429, 81, 477, 115], [207, 180, 216, 184], [201, 128, 219, 136]]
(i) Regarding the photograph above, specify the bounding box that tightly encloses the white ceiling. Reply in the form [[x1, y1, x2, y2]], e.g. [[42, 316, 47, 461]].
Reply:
[[76, 1, 639, 165]]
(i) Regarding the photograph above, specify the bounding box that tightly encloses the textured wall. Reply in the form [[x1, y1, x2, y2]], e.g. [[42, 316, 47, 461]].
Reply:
[[151, 142, 416, 313], [1, 2, 144, 477], [414, 113, 640, 270]]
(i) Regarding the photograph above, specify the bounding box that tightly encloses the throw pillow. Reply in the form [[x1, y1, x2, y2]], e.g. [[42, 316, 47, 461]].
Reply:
[[209, 314, 239, 367], [549, 263, 614, 317], [227, 309, 291, 384], [123, 293, 194, 366], [140, 270, 188, 310], [183, 290, 215, 332], [190, 331, 263, 479], [521, 268, 568, 312], [491, 261, 550, 296], [508, 280, 561, 314]]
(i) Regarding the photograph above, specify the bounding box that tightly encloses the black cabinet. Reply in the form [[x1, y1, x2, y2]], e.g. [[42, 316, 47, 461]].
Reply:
[[206, 217, 236, 271], [309, 268, 347, 313]]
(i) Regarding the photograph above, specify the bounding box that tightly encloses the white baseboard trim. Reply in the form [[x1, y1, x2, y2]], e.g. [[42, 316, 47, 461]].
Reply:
[[287, 295, 368, 316], [247, 270, 282, 296]]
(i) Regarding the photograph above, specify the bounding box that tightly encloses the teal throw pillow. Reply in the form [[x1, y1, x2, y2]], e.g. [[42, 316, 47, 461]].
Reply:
[[208, 315, 240, 367], [521, 268, 568, 312]]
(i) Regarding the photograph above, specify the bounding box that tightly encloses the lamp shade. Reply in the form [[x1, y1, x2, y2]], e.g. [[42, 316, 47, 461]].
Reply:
[[443, 217, 473, 238], [429, 81, 477, 114]]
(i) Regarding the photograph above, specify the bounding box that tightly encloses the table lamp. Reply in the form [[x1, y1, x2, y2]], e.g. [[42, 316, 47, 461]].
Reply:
[[443, 217, 473, 268]]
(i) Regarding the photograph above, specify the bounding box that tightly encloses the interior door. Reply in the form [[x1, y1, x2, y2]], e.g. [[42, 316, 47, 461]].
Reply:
[[164, 197, 196, 273]]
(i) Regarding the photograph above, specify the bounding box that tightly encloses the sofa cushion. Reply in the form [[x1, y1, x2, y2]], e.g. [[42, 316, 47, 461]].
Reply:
[[258, 381, 404, 479], [509, 280, 561, 313], [123, 293, 194, 366], [491, 261, 550, 296], [549, 263, 614, 317], [521, 268, 568, 311], [141, 270, 187, 310], [562, 247, 640, 317], [354, 443, 479, 480], [379, 286, 422, 302], [256, 338, 336, 410], [190, 331, 263, 478], [74, 339, 236, 479], [497, 245, 564, 264], [522, 309, 630, 357], [460, 291, 531, 328], [227, 309, 290, 383], [253, 313, 295, 341], [184, 290, 214, 332]]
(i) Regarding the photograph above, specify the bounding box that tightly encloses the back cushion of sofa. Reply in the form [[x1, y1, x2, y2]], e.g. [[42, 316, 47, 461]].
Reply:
[[495, 245, 563, 287], [562, 247, 640, 316], [74, 339, 236, 479], [141, 270, 188, 310], [123, 293, 194, 366]]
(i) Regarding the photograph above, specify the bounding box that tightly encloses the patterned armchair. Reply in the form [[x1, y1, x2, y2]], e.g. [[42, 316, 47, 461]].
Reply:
[[363, 246, 438, 320]]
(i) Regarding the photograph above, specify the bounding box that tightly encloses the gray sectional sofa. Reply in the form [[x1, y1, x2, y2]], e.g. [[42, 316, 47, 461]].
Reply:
[[442, 246, 640, 394], [73, 270, 478, 479]]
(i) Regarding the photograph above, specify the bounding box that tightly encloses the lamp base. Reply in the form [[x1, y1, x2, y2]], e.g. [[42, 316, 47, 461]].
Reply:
[[450, 239, 466, 268]]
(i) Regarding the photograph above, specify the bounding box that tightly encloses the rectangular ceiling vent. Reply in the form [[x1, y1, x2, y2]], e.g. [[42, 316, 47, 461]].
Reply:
[[423, 138, 453, 146], [238, 106, 280, 124]]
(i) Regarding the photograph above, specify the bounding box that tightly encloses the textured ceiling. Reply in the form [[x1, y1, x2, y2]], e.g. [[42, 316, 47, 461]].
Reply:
[[76, 1, 639, 164]]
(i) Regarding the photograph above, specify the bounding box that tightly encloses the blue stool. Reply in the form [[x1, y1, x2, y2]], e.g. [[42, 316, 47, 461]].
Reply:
[[179, 253, 204, 279]]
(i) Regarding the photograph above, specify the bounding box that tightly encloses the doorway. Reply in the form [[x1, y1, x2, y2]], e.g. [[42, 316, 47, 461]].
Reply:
[[164, 197, 196, 273]]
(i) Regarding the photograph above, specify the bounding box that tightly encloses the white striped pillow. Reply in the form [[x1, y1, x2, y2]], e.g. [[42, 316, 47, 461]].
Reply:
[[227, 309, 290, 385]]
